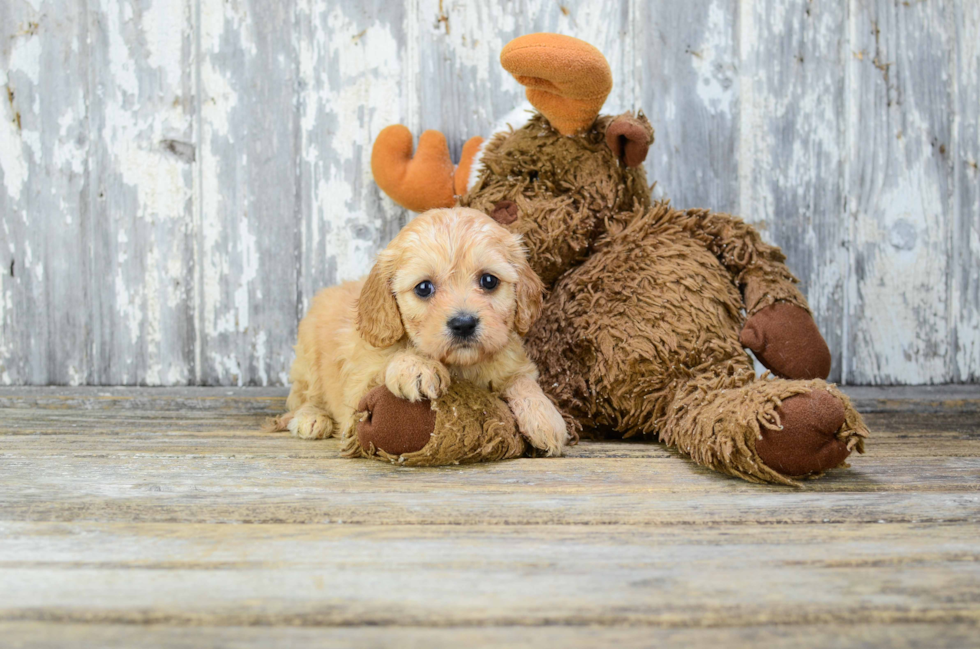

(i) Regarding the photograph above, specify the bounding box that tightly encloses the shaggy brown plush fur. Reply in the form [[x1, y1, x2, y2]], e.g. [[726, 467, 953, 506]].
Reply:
[[461, 114, 868, 485], [463, 114, 652, 286]]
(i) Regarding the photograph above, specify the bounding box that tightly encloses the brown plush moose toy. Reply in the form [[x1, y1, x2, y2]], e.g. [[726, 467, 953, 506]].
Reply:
[[356, 33, 868, 485]]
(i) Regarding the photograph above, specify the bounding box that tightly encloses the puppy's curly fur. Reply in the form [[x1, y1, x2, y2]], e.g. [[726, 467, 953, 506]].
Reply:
[[268, 207, 569, 456]]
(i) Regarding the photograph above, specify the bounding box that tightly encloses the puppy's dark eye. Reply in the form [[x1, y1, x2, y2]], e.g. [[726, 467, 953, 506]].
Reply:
[[480, 274, 499, 291], [414, 280, 434, 298]]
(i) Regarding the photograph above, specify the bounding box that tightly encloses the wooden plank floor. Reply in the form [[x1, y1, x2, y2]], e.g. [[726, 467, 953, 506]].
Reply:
[[1, 386, 978, 648]]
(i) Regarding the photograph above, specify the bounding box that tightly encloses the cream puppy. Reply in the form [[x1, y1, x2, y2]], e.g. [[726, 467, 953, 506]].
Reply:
[[271, 207, 569, 456]]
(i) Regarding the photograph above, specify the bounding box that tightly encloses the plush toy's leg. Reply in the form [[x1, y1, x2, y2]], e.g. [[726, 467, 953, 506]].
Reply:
[[674, 208, 833, 380], [524, 206, 868, 484], [660, 369, 867, 485]]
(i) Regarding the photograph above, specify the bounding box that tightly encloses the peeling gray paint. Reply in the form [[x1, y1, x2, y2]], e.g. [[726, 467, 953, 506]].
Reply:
[[0, 0, 977, 386]]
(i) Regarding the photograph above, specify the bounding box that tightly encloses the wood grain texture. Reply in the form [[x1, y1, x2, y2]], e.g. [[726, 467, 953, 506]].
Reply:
[[4, 384, 979, 412], [0, 387, 977, 646], [952, 1, 980, 381], [89, 0, 198, 385], [638, 0, 740, 213], [0, 0, 198, 385], [844, 0, 954, 384], [3, 623, 980, 649], [295, 0, 412, 324], [0, 391, 978, 528], [0, 1, 93, 385], [196, 0, 300, 386], [416, 0, 524, 161], [738, 0, 847, 383], [1, 522, 979, 627], [1, 1, 978, 386]]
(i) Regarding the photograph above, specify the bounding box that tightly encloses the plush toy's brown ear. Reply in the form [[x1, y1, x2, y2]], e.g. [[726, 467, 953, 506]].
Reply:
[[501, 33, 612, 136], [509, 236, 545, 335], [357, 256, 405, 348], [605, 113, 653, 168]]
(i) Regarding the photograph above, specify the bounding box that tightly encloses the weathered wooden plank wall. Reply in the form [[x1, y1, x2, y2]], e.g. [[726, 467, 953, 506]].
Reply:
[[0, 0, 977, 386]]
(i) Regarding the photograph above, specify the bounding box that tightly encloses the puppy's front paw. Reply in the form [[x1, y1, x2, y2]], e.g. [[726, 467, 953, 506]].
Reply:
[[511, 396, 569, 457], [287, 405, 335, 440], [385, 354, 451, 402]]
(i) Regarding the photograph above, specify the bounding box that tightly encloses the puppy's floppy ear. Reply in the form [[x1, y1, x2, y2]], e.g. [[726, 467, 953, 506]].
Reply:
[[509, 235, 545, 336], [357, 255, 405, 347]]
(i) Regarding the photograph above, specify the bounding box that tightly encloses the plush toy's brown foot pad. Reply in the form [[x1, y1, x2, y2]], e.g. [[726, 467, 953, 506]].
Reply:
[[756, 389, 850, 477], [357, 386, 436, 455]]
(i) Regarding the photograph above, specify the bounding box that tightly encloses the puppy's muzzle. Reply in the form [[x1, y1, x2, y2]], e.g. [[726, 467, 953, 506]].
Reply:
[[447, 313, 479, 340]]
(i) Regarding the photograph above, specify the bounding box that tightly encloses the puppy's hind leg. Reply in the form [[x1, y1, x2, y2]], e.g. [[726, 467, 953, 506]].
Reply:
[[285, 403, 337, 440]]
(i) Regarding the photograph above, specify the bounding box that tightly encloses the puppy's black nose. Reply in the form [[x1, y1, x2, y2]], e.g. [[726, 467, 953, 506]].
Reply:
[[448, 314, 479, 339]]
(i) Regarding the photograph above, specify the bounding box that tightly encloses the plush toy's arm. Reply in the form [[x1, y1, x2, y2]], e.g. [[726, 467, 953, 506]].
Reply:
[[678, 208, 832, 380], [678, 208, 808, 315]]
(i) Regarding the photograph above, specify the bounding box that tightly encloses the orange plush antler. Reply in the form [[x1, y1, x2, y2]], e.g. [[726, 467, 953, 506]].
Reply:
[[500, 33, 612, 136], [371, 127, 484, 212], [455, 136, 484, 196], [371, 126, 455, 212]]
